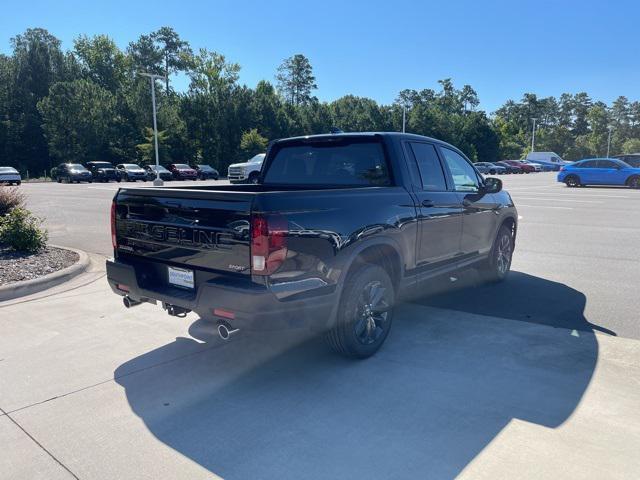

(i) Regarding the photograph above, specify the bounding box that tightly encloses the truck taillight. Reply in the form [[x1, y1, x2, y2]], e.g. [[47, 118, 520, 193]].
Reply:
[[251, 214, 288, 275], [559, 166, 565, 171], [111, 201, 117, 249]]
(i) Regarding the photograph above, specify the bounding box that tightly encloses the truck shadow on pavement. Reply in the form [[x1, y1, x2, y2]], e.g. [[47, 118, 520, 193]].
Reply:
[[115, 272, 600, 479]]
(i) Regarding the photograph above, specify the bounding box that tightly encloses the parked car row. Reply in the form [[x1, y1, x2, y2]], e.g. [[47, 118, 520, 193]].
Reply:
[[52, 162, 220, 183], [474, 159, 551, 174]]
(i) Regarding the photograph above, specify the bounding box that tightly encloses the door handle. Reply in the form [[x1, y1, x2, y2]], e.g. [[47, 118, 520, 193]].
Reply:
[[421, 199, 435, 208]]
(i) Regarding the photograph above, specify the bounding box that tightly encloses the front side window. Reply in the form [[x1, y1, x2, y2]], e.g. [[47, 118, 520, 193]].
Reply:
[[440, 147, 479, 192], [409, 142, 447, 191], [578, 160, 596, 168], [263, 141, 390, 186]]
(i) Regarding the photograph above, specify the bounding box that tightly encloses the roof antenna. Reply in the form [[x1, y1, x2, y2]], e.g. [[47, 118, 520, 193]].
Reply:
[[329, 127, 343, 134]]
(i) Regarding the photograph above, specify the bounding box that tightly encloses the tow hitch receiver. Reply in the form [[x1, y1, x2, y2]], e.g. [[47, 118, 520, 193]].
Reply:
[[163, 303, 191, 318]]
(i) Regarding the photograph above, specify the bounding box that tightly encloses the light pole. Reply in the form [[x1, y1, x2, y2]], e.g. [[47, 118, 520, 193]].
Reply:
[[402, 105, 407, 133], [606, 126, 613, 158], [139, 72, 166, 186], [530, 118, 537, 153]]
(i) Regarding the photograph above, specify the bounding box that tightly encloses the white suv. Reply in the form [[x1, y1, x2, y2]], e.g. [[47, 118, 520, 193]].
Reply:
[[227, 153, 265, 183]]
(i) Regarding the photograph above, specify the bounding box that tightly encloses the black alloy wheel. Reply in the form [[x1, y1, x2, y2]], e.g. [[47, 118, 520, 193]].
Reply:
[[325, 264, 395, 359], [627, 176, 640, 189], [565, 175, 580, 187], [484, 224, 514, 282]]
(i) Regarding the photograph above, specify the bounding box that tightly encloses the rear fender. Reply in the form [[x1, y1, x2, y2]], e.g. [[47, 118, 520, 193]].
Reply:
[[318, 236, 407, 331]]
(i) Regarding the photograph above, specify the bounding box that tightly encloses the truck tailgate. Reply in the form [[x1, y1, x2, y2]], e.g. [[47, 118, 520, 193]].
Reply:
[[114, 187, 253, 275]]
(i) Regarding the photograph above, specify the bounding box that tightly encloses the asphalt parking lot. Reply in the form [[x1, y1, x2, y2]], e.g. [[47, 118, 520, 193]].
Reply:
[[2, 172, 640, 479]]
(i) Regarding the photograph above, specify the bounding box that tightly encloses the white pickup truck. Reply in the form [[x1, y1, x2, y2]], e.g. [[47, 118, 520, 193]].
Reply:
[[227, 153, 265, 183]]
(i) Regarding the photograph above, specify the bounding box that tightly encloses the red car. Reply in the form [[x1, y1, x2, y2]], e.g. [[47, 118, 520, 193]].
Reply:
[[168, 163, 198, 180], [502, 160, 536, 173]]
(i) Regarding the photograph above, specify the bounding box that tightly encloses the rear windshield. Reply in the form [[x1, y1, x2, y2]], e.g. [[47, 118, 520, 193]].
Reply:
[[174, 164, 191, 169], [263, 141, 391, 186], [68, 164, 88, 170], [0, 167, 18, 174]]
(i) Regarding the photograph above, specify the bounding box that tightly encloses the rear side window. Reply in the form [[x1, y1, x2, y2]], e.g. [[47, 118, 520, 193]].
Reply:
[[597, 160, 618, 168], [263, 141, 390, 186], [408, 142, 447, 191]]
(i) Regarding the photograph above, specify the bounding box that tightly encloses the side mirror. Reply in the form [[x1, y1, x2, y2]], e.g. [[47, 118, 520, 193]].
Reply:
[[483, 177, 502, 194]]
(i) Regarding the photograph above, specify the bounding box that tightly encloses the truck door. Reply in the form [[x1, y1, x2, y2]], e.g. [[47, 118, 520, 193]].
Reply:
[[405, 141, 463, 268], [438, 146, 499, 259]]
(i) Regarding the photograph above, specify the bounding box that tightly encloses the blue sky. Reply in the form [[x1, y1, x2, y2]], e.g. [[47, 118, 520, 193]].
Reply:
[[2, 0, 639, 111]]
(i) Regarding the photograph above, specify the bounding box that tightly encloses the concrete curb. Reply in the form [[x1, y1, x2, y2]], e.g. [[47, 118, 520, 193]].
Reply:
[[0, 245, 90, 302]]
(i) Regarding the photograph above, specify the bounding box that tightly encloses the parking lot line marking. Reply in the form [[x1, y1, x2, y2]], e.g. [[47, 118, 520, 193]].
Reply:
[[87, 186, 119, 191], [514, 197, 603, 203], [511, 191, 632, 199], [515, 204, 573, 210]]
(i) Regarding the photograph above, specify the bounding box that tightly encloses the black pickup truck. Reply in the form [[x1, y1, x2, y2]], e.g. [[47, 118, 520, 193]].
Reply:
[[107, 133, 517, 358]]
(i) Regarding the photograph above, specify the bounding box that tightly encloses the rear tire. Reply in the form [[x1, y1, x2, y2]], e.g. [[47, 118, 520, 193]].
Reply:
[[565, 174, 580, 187], [626, 175, 640, 189], [483, 224, 514, 283], [325, 264, 395, 359]]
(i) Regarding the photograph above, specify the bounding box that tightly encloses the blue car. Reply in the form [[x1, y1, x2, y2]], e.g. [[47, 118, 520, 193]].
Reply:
[[557, 158, 640, 188]]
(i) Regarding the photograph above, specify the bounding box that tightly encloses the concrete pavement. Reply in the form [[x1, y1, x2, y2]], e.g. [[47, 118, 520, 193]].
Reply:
[[1, 261, 640, 479], [3, 172, 639, 478]]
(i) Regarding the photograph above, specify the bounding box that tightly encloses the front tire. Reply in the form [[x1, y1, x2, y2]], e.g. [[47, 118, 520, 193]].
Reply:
[[483, 224, 514, 283], [325, 264, 395, 359], [565, 175, 580, 187]]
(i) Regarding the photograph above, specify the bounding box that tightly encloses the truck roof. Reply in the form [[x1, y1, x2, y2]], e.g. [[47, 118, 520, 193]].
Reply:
[[273, 131, 456, 148]]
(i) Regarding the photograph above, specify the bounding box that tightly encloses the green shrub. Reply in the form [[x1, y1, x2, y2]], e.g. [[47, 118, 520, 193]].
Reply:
[[0, 208, 48, 253], [0, 187, 25, 216]]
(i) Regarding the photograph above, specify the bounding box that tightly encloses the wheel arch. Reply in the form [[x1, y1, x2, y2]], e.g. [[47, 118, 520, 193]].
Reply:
[[322, 238, 405, 331], [499, 215, 517, 243], [344, 242, 403, 290]]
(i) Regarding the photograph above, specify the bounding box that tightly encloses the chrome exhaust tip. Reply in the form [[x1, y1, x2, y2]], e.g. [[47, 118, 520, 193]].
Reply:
[[123, 296, 141, 309], [217, 322, 239, 341]]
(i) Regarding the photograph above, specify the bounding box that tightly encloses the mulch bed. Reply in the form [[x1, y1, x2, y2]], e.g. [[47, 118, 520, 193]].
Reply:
[[0, 246, 79, 286]]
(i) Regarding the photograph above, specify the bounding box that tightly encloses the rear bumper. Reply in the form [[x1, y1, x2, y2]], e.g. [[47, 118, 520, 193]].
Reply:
[[106, 258, 336, 331]]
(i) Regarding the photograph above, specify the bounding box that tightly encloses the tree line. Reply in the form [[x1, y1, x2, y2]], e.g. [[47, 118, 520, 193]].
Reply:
[[1, 27, 639, 177]]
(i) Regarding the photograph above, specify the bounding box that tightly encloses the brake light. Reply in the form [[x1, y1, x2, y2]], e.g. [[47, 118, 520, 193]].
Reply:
[[251, 214, 288, 275], [111, 201, 118, 249]]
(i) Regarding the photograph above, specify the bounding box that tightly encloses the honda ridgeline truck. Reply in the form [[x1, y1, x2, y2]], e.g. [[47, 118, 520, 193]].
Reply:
[[107, 133, 517, 358]]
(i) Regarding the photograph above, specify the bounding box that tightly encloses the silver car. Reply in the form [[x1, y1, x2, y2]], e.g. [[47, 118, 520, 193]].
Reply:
[[0, 167, 21, 185]]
